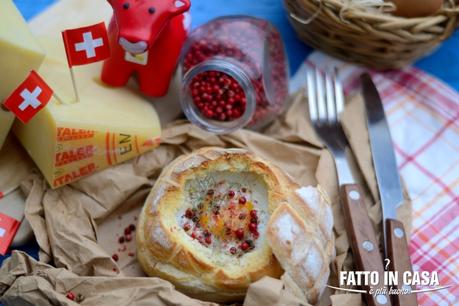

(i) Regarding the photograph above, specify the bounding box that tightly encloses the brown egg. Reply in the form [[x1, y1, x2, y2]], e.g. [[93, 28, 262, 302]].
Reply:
[[390, 0, 444, 17]]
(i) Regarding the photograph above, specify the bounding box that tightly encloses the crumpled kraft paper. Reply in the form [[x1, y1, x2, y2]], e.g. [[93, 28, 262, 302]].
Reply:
[[0, 136, 36, 247], [0, 91, 411, 306], [0, 251, 305, 306], [0, 137, 35, 193]]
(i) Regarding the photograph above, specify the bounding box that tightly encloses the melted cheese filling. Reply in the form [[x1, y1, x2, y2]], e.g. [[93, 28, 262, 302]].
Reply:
[[178, 171, 268, 258]]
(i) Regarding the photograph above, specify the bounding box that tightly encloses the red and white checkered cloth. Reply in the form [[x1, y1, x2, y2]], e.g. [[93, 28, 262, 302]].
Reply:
[[292, 52, 459, 306]]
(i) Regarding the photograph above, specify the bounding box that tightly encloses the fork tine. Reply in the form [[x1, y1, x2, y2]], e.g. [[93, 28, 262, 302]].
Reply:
[[325, 72, 336, 124], [306, 70, 318, 121], [334, 74, 345, 116], [315, 68, 327, 124]]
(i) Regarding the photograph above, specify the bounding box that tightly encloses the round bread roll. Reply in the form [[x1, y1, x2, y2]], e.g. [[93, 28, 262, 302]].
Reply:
[[137, 147, 334, 303]]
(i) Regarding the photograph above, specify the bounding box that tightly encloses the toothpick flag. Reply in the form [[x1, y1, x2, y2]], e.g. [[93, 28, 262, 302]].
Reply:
[[0, 212, 20, 255], [61, 22, 110, 103], [62, 22, 110, 67], [3, 70, 53, 123]]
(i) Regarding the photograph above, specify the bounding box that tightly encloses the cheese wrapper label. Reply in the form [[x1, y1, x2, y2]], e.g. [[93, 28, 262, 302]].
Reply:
[[52, 129, 160, 188], [0, 0, 46, 148]]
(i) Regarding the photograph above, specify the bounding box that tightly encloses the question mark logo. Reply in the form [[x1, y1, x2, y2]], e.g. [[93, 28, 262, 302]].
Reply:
[[384, 258, 391, 270]]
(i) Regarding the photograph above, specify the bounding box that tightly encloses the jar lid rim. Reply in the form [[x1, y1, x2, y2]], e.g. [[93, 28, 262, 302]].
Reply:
[[180, 58, 256, 134]]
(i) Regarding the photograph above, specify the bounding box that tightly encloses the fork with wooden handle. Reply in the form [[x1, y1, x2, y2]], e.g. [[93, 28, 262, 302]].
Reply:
[[306, 68, 391, 306]]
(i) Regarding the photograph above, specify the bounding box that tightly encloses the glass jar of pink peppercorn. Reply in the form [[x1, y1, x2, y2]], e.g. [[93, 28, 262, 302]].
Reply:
[[180, 16, 289, 134]]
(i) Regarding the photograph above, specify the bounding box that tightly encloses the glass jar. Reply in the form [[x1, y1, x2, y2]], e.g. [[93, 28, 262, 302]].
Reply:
[[180, 16, 289, 134]]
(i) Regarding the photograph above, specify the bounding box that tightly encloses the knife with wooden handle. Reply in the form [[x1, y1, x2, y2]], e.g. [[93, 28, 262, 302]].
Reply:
[[341, 184, 390, 306], [361, 73, 418, 306]]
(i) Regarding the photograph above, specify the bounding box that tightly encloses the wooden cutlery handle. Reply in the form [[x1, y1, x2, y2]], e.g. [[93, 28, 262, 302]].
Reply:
[[341, 184, 392, 306], [386, 219, 418, 306]]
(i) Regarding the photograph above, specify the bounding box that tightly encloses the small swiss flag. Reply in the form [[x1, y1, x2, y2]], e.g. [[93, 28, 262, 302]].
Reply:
[[3, 70, 53, 124], [0, 213, 20, 255], [62, 22, 110, 67]]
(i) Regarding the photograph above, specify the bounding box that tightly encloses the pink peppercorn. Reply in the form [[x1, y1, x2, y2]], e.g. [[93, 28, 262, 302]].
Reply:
[[66, 292, 75, 301], [235, 229, 244, 240], [249, 223, 257, 233]]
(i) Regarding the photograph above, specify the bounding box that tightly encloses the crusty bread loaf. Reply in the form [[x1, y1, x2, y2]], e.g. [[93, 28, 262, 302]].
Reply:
[[137, 147, 334, 303], [266, 186, 335, 304], [260, 160, 335, 303]]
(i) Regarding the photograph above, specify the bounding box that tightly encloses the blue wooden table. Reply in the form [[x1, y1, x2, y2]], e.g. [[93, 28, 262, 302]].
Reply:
[[2, 0, 458, 264]]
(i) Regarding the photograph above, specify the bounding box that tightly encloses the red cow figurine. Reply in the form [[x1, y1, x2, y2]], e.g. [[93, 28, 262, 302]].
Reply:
[[101, 0, 191, 97]]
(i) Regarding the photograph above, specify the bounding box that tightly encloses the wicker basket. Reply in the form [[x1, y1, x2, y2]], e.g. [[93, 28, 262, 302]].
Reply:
[[284, 0, 459, 69]]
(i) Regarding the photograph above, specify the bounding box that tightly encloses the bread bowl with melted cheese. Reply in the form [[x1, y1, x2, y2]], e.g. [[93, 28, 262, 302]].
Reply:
[[136, 147, 334, 303]]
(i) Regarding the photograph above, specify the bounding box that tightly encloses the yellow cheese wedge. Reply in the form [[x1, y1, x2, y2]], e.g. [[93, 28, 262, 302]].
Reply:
[[0, 0, 46, 149], [13, 36, 161, 189]]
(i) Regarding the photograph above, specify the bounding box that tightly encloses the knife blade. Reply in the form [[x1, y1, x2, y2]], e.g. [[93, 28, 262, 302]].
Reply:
[[361, 73, 418, 306], [361, 74, 403, 246]]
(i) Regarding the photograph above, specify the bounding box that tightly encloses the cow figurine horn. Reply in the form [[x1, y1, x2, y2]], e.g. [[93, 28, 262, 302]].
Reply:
[[101, 0, 191, 97]]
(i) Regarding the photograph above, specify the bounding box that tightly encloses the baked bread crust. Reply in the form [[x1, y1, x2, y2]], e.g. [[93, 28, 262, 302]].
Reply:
[[266, 183, 335, 304], [137, 147, 334, 303]]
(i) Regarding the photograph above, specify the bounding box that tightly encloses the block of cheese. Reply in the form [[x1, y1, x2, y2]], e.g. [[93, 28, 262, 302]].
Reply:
[[13, 35, 161, 189], [0, 0, 46, 149]]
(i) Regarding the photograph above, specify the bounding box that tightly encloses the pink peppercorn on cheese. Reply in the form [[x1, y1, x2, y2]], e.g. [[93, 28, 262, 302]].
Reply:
[[13, 35, 161, 188]]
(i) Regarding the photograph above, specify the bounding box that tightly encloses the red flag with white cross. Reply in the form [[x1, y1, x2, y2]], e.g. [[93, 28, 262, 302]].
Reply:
[[62, 22, 110, 67], [3, 70, 53, 123], [0, 212, 20, 255]]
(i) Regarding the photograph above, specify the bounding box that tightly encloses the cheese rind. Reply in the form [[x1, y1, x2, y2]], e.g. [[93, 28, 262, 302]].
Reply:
[[14, 36, 161, 189], [0, 0, 46, 149]]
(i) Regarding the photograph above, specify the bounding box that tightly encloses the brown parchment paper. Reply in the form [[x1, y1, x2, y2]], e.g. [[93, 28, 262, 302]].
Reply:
[[0, 91, 411, 306]]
